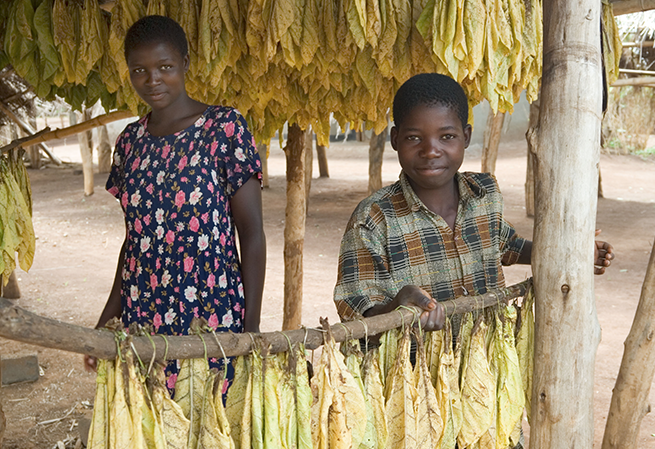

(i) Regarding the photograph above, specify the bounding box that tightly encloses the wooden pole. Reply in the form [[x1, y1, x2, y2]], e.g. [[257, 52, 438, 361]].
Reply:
[[304, 129, 313, 212], [0, 100, 61, 165], [282, 123, 307, 330], [73, 110, 95, 196], [3, 110, 134, 150], [531, 0, 603, 445], [612, 0, 655, 15], [0, 281, 528, 360], [525, 99, 540, 218], [601, 241, 655, 449], [481, 111, 505, 174], [28, 112, 40, 169], [97, 125, 112, 173], [316, 143, 329, 178], [612, 76, 655, 87], [368, 127, 386, 195]]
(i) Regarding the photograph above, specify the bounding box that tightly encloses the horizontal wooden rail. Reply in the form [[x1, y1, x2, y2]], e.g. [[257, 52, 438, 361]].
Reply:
[[0, 280, 529, 360], [0, 110, 135, 155]]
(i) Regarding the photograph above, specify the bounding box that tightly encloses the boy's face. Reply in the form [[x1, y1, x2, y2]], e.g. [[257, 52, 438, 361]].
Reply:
[[391, 104, 471, 196]]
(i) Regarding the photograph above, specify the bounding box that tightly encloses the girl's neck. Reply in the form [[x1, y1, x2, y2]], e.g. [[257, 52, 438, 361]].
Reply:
[[148, 96, 208, 137]]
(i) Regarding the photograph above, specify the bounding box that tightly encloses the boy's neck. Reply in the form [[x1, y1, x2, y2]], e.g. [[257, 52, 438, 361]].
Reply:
[[408, 175, 460, 230]]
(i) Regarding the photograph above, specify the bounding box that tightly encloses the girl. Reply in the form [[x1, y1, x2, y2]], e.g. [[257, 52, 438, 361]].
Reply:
[[84, 15, 266, 391]]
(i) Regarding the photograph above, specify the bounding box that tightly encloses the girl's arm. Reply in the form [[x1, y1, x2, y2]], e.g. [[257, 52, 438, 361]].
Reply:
[[83, 236, 126, 372], [231, 176, 266, 333]]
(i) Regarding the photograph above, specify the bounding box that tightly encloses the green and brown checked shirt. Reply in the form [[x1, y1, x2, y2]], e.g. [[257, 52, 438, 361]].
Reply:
[[333, 171, 526, 321]]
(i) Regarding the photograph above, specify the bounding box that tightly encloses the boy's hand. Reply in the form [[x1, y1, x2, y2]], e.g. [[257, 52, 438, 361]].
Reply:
[[394, 285, 445, 331], [594, 229, 614, 275]]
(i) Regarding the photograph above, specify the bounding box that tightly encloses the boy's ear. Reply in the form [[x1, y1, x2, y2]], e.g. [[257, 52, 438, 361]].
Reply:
[[390, 126, 398, 151], [463, 124, 472, 148]]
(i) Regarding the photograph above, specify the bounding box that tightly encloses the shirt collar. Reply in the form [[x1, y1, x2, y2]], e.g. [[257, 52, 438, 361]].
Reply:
[[399, 171, 487, 213]]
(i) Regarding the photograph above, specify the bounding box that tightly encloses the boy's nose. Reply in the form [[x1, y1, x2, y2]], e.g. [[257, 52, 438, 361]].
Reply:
[[420, 140, 443, 158]]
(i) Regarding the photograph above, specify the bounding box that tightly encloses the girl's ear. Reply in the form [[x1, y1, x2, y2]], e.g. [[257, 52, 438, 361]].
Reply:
[[183, 53, 190, 73]]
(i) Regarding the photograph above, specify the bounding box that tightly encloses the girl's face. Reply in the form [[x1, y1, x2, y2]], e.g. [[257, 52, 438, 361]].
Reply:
[[126, 40, 190, 112]]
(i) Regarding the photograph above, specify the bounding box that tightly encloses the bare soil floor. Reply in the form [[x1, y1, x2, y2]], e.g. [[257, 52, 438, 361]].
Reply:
[[1, 135, 654, 448]]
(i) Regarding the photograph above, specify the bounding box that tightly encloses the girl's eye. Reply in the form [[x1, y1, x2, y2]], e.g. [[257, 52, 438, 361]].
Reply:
[[132, 68, 144, 74]]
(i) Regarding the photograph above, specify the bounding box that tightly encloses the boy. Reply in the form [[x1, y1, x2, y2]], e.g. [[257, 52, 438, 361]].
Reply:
[[333, 73, 613, 331]]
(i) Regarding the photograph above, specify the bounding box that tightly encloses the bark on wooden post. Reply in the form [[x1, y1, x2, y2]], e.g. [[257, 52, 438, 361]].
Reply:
[[525, 100, 540, 218], [368, 127, 386, 195], [282, 123, 307, 330], [316, 142, 329, 178], [28, 113, 40, 169], [304, 129, 313, 212], [531, 0, 603, 446], [481, 111, 505, 174], [97, 125, 112, 173], [71, 110, 94, 196], [601, 240, 655, 449]]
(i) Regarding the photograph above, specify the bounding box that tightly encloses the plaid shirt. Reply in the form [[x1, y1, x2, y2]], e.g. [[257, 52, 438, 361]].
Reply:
[[334, 171, 526, 321]]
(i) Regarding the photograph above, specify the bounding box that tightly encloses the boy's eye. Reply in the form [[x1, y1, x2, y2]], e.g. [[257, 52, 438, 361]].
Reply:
[[161, 64, 173, 70], [442, 134, 455, 140], [406, 135, 420, 141]]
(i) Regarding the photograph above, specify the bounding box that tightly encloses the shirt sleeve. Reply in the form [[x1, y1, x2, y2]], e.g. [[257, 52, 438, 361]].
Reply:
[[105, 130, 127, 202], [224, 110, 262, 198], [499, 217, 527, 265], [333, 206, 395, 321]]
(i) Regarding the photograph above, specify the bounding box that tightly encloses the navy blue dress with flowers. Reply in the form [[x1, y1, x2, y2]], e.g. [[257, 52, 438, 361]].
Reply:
[[106, 105, 261, 391]]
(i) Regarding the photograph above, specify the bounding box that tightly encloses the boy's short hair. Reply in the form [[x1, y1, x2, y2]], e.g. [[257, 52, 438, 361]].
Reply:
[[124, 15, 188, 62], [393, 73, 469, 128]]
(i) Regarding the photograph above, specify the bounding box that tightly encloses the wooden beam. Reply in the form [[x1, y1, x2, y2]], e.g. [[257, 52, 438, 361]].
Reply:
[[612, 76, 655, 87], [0, 281, 529, 360], [622, 41, 655, 48], [619, 68, 655, 76], [0, 128, 51, 154], [601, 241, 655, 448], [0, 101, 61, 165], [532, 0, 603, 446], [282, 123, 308, 330], [612, 0, 655, 16], [9, 110, 135, 149]]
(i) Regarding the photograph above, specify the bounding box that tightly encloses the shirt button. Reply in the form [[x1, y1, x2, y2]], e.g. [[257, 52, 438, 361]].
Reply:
[[462, 287, 469, 296]]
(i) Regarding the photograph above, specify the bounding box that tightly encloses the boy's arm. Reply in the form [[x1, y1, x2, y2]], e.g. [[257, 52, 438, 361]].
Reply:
[[363, 285, 445, 331], [514, 234, 614, 274]]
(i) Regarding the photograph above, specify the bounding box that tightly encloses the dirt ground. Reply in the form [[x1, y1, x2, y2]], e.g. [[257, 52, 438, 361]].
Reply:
[[1, 133, 654, 448]]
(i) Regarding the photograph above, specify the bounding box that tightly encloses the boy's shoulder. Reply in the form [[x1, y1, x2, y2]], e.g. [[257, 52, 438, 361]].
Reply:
[[348, 181, 406, 228], [458, 171, 502, 198]]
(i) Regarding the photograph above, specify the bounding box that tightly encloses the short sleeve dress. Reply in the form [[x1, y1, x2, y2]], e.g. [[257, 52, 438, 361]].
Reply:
[[106, 105, 262, 391]]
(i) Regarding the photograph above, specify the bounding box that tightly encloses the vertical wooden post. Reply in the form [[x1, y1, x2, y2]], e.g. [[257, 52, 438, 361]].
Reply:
[[481, 111, 505, 174], [282, 123, 307, 330], [601, 240, 655, 449], [304, 129, 313, 212], [71, 110, 95, 196], [316, 141, 329, 178], [97, 125, 112, 173], [258, 143, 269, 188], [525, 99, 540, 218], [2, 271, 20, 300], [531, 0, 603, 446], [28, 112, 40, 169], [368, 127, 387, 195]]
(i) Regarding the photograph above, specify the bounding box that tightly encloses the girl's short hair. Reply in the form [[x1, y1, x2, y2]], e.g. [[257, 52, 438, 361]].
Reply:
[[393, 73, 469, 128], [124, 15, 188, 62]]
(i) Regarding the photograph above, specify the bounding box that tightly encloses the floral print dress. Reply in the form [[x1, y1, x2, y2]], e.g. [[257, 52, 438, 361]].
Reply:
[[106, 105, 262, 391]]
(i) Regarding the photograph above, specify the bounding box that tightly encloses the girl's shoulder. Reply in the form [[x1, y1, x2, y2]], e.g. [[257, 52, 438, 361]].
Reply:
[[204, 105, 246, 123]]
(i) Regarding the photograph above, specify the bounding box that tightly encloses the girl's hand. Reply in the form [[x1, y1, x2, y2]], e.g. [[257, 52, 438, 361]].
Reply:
[[394, 285, 445, 331], [83, 354, 98, 373], [594, 229, 614, 275]]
